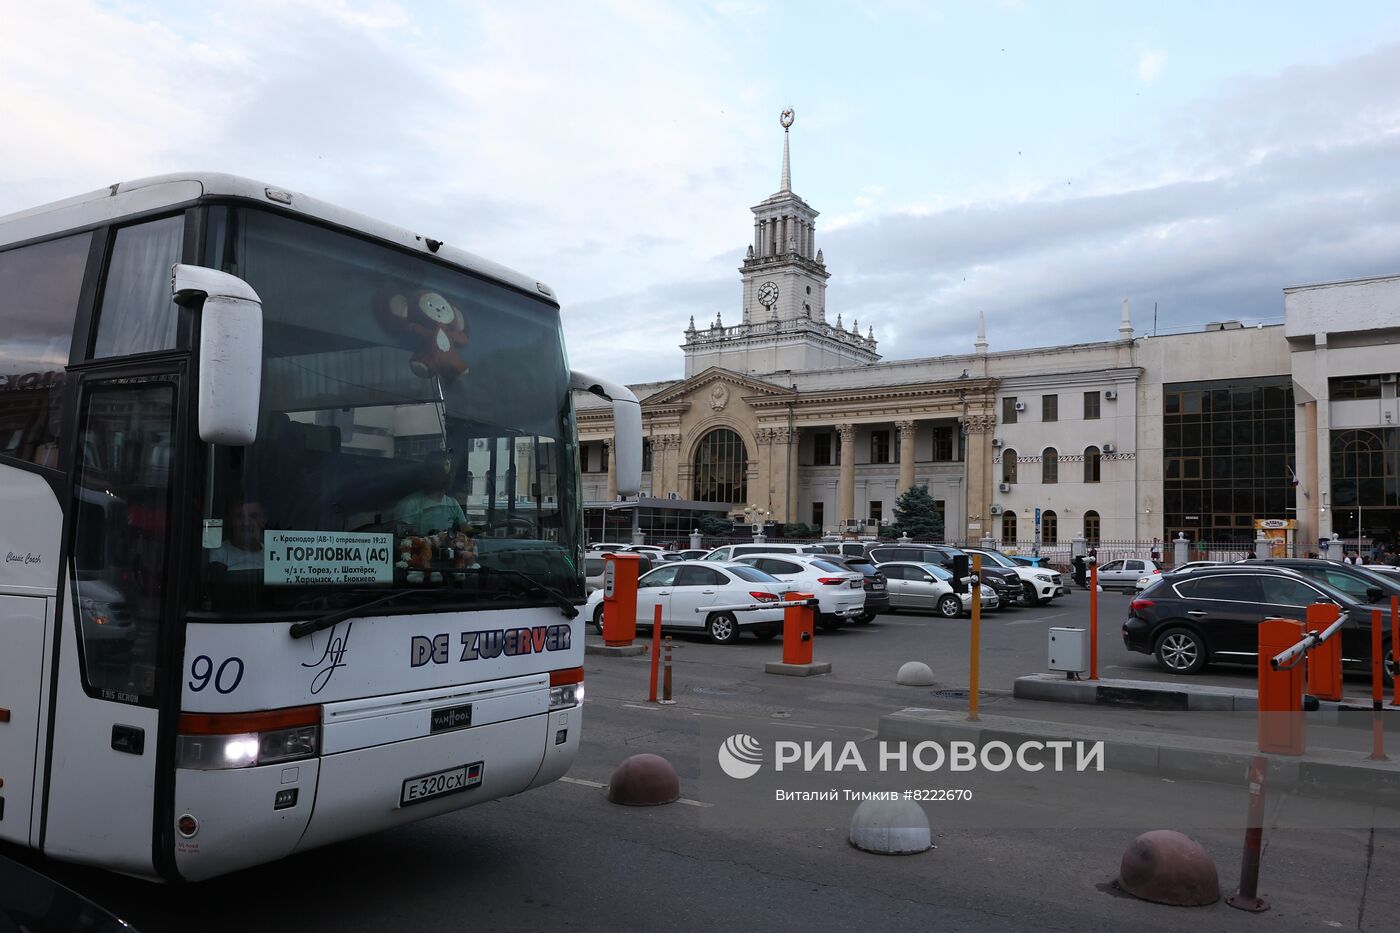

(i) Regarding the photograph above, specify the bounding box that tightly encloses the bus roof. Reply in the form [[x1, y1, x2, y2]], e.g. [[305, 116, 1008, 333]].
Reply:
[[0, 172, 557, 305]]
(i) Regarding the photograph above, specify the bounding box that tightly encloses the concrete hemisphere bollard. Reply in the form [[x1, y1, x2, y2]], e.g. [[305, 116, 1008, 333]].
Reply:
[[1118, 830, 1220, 906], [606, 753, 680, 806], [849, 799, 932, 855], [895, 661, 935, 686]]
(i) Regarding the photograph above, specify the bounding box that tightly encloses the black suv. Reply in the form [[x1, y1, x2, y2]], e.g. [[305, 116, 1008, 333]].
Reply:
[[820, 554, 890, 623], [1124, 565, 1393, 679], [867, 544, 1022, 608], [1243, 558, 1400, 607]]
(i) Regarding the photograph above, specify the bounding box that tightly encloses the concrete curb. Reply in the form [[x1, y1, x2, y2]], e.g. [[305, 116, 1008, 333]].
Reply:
[[766, 661, 833, 677], [585, 643, 648, 657], [1013, 672, 1400, 717], [877, 707, 1400, 807]]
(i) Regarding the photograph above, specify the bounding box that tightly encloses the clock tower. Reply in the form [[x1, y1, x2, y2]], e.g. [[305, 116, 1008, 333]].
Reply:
[[683, 109, 879, 376]]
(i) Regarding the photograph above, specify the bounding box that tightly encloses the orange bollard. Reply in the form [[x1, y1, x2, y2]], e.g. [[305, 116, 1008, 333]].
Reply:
[[1089, 562, 1099, 681], [1370, 609, 1388, 761], [1257, 618, 1306, 756], [602, 552, 642, 646], [1305, 602, 1343, 703], [781, 592, 815, 666], [648, 604, 662, 702], [1392, 595, 1398, 709]]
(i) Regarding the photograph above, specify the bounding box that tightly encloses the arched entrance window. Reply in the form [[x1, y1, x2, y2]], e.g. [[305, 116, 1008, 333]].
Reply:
[[1001, 511, 1017, 544], [1041, 510, 1058, 544], [1042, 448, 1058, 484], [1084, 446, 1101, 483], [1002, 449, 1017, 484], [1084, 510, 1100, 544], [693, 428, 748, 503]]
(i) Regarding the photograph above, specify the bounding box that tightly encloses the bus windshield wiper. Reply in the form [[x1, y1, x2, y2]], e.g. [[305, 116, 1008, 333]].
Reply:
[[289, 589, 429, 639], [476, 566, 580, 620]]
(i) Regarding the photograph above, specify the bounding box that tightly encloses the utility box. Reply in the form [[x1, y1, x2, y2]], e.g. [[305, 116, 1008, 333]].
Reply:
[[1048, 627, 1090, 674]]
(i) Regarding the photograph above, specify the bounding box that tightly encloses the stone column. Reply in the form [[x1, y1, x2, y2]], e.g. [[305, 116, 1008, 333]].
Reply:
[[838, 424, 856, 527], [787, 427, 800, 524], [897, 420, 917, 494], [961, 413, 995, 543], [654, 433, 681, 500], [604, 439, 617, 502]]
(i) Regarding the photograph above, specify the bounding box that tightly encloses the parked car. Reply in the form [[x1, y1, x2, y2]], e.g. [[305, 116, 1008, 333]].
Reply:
[[585, 561, 788, 644], [664, 548, 711, 562], [1096, 557, 1164, 591], [624, 545, 666, 559], [1124, 565, 1393, 679], [868, 544, 1022, 608], [732, 554, 867, 629], [1135, 560, 1219, 591], [584, 556, 606, 596], [961, 547, 1066, 606], [703, 542, 827, 562], [878, 561, 1000, 617], [819, 554, 890, 623], [1243, 558, 1400, 607], [1009, 554, 1050, 568], [588, 542, 631, 553]]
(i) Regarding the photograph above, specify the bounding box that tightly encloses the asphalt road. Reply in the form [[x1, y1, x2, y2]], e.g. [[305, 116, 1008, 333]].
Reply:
[[10, 593, 1397, 932]]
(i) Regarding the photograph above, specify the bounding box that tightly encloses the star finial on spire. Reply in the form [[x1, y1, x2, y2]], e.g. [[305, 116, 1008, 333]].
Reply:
[[779, 107, 794, 193]]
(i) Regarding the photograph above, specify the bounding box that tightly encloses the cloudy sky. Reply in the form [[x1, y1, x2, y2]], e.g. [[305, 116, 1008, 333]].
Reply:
[[3, 1, 1400, 384]]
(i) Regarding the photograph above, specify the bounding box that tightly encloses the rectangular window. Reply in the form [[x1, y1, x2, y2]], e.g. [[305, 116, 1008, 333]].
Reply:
[[0, 232, 91, 467], [1002, 396, 1018, 425], [931, 426, 954, 461], [641, 440, 653, 473], [1042, 394, 1058, 422], [812, 501, 824, 529], [70, 379, 177, 705], [1084, 391, 1101, 420], [870, 430, 890, 463], [1330, 377, 1383, 400], [869, 500, 882, 523], [813, 431, 832, 466], [599, 442, 609, 473], [92, 215, 185, 359]]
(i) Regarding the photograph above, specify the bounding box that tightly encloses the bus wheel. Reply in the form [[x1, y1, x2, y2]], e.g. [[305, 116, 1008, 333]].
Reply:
[[706, 612, 739, 644]]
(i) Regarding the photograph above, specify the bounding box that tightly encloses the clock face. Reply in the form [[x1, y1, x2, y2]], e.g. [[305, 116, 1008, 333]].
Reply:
[[757, 282, 779, 307]]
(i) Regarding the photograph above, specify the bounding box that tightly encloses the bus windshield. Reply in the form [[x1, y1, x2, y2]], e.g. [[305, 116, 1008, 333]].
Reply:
[[192, 208, 582, 616]]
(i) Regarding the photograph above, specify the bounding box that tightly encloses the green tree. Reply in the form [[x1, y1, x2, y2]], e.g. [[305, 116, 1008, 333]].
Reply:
[[892, 485, 944, 540], [697, 515, 735, 536], [782, 522, 813, 539]]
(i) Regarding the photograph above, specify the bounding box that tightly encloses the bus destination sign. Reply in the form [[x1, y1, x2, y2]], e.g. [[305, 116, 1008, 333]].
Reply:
[[264, 531, 394, 586]]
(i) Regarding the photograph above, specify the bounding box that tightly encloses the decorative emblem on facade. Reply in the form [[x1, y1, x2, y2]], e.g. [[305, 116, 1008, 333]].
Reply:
[[710, 383, 730, 411], [963, 413, 997, 434]]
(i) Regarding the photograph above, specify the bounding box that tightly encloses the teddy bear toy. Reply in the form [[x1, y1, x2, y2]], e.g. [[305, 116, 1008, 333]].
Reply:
[[396, 535, 434, 583], [377, 289, 470, 383]]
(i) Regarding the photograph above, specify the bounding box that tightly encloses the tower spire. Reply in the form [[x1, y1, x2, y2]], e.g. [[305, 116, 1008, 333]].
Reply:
[[779, 107, 794, 192], [975, 310, 989, 354], [1119, 297, 1134, 340]]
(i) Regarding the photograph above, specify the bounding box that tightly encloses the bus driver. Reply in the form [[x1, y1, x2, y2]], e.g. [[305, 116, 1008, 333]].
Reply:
[[395, 449, 467, 535]]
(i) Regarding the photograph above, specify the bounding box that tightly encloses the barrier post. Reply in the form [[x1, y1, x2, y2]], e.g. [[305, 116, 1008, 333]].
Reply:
[[601, 552, 641, 646], [660, 636, 675, 705], [782, 592, 815, 666], [648, 604, 662, 702], [1226, 755, 1270, 912], [969, 555, 982, 722], [1257, 618, 1306, 756], [1305, 603, 1343, 703], [1089, 562, 1099, 681], [1370, 609, 1388, 761]]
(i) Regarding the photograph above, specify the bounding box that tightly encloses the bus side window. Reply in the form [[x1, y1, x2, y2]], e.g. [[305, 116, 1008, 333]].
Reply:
[[0, 232, 91, 467], [91, 215, 184, 359]]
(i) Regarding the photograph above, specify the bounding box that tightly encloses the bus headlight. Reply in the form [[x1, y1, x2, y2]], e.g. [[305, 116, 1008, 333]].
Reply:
[[548, 667, 585, 710], [177, 706, 321, 770]]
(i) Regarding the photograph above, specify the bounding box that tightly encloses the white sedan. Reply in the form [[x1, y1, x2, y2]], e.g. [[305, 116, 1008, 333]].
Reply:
[[1134, 560, 1220, 591], [732, 554, 868, 629], [585, 560, 787, 644]]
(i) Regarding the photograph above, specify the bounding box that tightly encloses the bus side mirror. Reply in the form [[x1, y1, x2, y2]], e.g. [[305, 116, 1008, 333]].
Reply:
[[172, 264, 263, 446], [570, 370, 641, 497]]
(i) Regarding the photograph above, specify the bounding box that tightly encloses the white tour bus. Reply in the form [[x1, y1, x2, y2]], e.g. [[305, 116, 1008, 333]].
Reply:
[[0, 174, 640, 881]]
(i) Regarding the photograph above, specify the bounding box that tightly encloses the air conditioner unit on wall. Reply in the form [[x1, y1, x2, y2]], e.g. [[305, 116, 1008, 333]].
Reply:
[[1104, 390, 1118, 400], [666, 491, 680, 500], [1102, 443, 1116, 453], [1382, 374, 1398, 384], [989, 504, 1003, 515], [991, 438, 1003, 447], [998, 482, 1012, 493], [1014, 402, 1026, 411]]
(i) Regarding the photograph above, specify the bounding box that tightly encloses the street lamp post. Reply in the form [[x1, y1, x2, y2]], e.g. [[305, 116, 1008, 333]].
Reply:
[[745, 503, 770, 543]]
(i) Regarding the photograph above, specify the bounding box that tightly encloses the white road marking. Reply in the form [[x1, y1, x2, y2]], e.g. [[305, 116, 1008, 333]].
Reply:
[[622, 703, 664, 711]]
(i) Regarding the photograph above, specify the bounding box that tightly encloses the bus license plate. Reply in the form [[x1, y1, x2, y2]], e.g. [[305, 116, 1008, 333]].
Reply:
[[399, 761, 483, 807]]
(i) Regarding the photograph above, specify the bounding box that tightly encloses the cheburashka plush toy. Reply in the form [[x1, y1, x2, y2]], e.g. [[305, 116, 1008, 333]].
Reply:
[[377, 289, 470, 383]]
